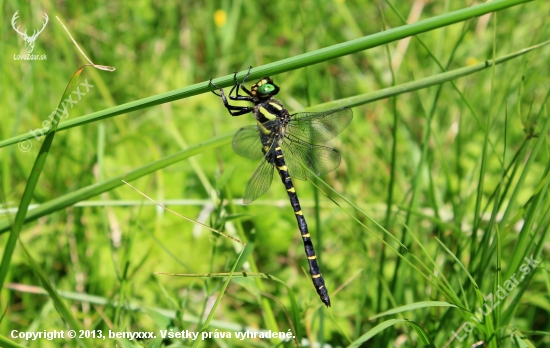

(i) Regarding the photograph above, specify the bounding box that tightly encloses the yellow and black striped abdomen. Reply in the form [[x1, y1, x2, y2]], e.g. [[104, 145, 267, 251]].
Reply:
[[272, 146, 331, 307]]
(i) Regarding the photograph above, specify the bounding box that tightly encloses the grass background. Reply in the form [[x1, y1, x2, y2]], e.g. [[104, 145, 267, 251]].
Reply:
[[1, 0, 549, 347]]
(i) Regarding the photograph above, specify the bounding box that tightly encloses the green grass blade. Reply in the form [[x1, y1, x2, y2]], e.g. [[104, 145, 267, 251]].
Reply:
[[296, 41, 550, 112], [377, 5, 399, 319], [0, 67, 88, 290], [17, 241, 91, 348], [348, 319, 406, 347], [502, 92, 550, 279], [193, 249, 245, 348], [470, 12, 499, 279], [369, 301, 457, 320], [348, 318, 435, 347], [0, 131, 232, 234], [0, 335, 27, 348], [407, 320, 437, 347]]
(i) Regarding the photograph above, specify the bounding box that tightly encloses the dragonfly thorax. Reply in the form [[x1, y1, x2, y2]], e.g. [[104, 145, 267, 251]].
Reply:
[[253, 99, 289, 122]]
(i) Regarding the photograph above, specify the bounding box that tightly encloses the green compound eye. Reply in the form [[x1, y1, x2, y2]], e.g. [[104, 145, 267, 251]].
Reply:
[[258, 84, 275, 94]]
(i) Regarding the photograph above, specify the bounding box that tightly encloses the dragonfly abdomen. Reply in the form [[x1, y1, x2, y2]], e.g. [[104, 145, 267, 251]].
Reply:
[[273, 146, 331, 307]]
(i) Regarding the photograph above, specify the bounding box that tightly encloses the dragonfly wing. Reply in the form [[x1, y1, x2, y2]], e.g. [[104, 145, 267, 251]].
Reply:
[[243, 157, 275, 204], [287, 107, 353, 143], [233, 126, 264, 160], [281, 135, 342, 179], [279, 142, 307, 180]]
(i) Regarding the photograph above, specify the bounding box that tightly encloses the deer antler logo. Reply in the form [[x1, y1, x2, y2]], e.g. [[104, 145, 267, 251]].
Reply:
[[11, 11, 49, 54]]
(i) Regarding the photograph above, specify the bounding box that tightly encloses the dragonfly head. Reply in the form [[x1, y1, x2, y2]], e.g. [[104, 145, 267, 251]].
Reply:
[[251, 77, 279, 99]]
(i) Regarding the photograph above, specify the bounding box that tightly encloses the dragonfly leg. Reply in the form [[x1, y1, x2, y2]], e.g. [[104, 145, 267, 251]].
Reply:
[[229, 68, 254, 101], [224, 106, 255, 116], [241, 66, 252, 84], [208, 78, 224, 97], [240, 66, 254, 96], [209, 78, 254, 116]]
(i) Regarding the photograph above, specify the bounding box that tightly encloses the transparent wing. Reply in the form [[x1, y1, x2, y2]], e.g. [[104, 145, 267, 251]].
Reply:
[[243, 155, 275, 204], [232, 126, 263, 160], [287, 107, 353, 143], [280, 135, 342, 181]]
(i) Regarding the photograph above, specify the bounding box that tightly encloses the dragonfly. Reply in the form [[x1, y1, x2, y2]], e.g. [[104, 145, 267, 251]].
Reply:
[[209, 67, 352, 307]]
